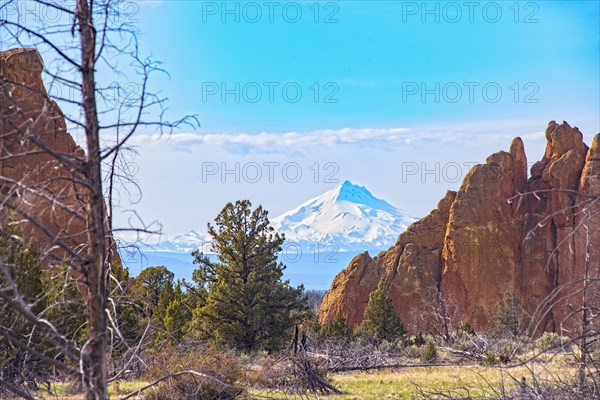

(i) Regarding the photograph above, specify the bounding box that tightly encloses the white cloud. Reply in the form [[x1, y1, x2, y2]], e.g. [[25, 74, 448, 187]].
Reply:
[[127, 126, 546, 155], [106, 122, 561, 240]]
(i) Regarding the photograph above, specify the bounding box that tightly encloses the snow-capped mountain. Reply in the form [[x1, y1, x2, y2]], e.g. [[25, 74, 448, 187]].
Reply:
[[139, 180, 416, 254], [125, 180, 417, 288], [270, 180, 417, 252], [139, 229, 212, 253]]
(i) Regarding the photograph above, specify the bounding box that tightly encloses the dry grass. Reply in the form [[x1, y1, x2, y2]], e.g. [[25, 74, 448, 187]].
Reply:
[[29, 380, 149, 400], [6, 356, 579, 399], [257, 360, 578, 399]]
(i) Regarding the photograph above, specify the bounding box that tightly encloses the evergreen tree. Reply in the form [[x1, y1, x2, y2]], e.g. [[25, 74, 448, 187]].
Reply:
[[182, 275, 207, 316], [109, 262, 147, 350], [360, 277, 404, 342], [155, 279, 176, 322], [42, 266, 87, 343], [0, 224, 43, 307], [131, 265, 175, 314], [163, 298, 190, 341], [490, 291, 524, 337], [0, 219, 45, 361], [320, 311, 353, 339], [190, 200, 307, 352], [160, 281, 192, 342]]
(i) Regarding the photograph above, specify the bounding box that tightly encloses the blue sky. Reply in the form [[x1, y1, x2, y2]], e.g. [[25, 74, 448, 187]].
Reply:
[[74, 1, 600, 239], [132, 1, 599, 133]]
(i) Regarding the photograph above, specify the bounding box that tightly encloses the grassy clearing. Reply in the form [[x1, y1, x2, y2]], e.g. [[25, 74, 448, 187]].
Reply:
[[14, 356, 578, 399], [42, 380, 148, 400], [257, 362, 577, 399]]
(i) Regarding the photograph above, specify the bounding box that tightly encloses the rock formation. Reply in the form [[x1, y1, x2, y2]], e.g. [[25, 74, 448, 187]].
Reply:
[[318, 121, 600, 335], [564, 133, 600, 334], [0, 48, 116, 266], [319, 190, 456, 330]]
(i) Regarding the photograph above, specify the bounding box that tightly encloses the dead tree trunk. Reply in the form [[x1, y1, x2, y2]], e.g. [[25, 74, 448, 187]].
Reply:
[[77, 1, 109, 398]]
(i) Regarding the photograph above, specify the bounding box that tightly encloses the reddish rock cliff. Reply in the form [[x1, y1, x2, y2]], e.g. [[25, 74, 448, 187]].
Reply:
[[318, 251, 381, 326], [556, 133, 600, 334], [0, 48, 116, 265], [318, 190, 456, 330], [319, 121, 599, 335], [441, 138, 528, 329]]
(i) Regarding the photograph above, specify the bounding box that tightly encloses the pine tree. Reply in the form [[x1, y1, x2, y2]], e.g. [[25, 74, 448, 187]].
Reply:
[[320, 311, 353, 339], [361, 277, 404, 342], [190, 200, 307, 352]]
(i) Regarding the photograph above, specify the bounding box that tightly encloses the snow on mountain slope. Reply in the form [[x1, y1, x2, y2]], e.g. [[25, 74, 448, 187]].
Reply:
[[270, 180, 417, 251], [140, 180, 417, 254], [139, 230, 212, 253]]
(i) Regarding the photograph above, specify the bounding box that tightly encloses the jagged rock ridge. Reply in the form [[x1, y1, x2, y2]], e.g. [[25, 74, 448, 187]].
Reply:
[[318, 121, 600, 335]]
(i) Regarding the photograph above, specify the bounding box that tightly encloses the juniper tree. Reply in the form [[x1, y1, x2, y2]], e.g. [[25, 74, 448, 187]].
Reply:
[[131, 266, 175, 314], [320, 311, 353, 339], [0, 219, 45, 363], [191, 200, 307, 352], [361, 277, 404, 342], [163, 297, 191, 341]]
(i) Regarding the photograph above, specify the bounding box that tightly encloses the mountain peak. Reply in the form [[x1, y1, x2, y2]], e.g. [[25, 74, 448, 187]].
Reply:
[[335, 180, 374, 203], [270, 181, 418, 251], [339, 180, 366, 192], [143, 181, 417, 254], [331, 181, 399, 215]]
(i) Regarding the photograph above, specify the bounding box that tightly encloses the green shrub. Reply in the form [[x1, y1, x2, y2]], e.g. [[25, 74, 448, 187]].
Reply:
[[537, 332, 559, 352], [319, 312, 353, 339], [483, 352, 498, 366], [413, 332, 426, 347], [460, 321, 475, 335], [421, 340, 437, 363]]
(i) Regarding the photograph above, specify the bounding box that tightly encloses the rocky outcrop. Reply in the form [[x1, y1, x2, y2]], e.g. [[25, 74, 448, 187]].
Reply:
[[0, 48, 116, 265], [515, 122, 590, 333], [318, 251, 381, 326], [318, 190, 456, 330], [319, 121, 600, 335], [441, 138, 528, 329], [557, 134, 600, 334]]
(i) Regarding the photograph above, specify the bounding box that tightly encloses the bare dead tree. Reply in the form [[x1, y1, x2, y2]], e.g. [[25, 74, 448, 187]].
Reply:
[[0, 1, 197, 398], [416, 284, 461, 344]]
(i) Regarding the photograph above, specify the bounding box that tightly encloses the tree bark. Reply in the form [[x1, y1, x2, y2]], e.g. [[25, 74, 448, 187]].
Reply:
[[77, 1, 109, 398]]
